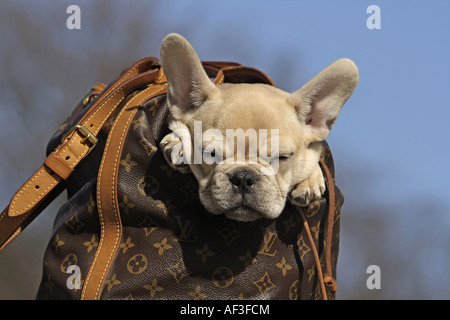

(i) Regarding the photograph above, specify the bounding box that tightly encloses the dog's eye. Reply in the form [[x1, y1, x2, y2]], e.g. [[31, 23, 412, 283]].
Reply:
[[271, 155, 290, 162], [276, 152, 293, 161]]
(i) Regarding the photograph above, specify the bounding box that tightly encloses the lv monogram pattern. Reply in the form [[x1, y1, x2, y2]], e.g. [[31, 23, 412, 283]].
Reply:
[[36, 92, 343, 300]]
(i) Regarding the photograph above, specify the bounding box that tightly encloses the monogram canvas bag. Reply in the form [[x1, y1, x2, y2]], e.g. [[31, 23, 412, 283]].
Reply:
[[0, 57, 343, 300]]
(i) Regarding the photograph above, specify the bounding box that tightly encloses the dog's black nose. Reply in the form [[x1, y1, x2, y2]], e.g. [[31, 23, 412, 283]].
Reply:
[[229, 171, 258, 193]]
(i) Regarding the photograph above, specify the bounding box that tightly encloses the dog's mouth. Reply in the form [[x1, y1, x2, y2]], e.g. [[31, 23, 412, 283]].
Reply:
[[222, 203, 264, 222]]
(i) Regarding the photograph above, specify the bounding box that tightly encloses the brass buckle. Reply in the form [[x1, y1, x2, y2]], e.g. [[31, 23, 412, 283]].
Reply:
[[61, 124, 98, 156]]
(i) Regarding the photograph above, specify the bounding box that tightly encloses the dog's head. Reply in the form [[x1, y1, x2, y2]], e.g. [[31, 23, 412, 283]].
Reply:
[[159, 34, 358, 222]]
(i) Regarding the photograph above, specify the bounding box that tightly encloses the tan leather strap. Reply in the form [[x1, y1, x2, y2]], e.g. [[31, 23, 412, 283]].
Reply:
[[82, 81, 168, 300], [295, 159, 337, 300], [0, 83, 106, 251], [0, 57, 163, 252]]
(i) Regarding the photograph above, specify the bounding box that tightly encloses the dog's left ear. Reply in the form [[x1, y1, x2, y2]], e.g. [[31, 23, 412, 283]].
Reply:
[[160, 33, 218, 119], [291, 58, 359, 142]]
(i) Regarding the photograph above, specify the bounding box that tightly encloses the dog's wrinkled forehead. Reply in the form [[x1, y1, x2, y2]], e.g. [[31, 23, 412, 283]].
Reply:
[[204, 84, 300, 130]]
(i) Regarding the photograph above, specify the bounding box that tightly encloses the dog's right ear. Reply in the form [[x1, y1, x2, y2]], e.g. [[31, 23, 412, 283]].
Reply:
[[160, 34, 218, 119], [290, 58, 359, 142]]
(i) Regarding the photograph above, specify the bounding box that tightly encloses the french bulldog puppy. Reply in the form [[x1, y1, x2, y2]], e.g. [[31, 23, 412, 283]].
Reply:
[[159, 34, 358, 222]]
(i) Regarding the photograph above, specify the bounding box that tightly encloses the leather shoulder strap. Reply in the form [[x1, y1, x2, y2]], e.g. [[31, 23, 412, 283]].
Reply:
[[0, 57, 165, 252]]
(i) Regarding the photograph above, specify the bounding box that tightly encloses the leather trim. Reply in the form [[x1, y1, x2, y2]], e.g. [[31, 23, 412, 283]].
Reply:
[[8, 166, 61, 217], [0, 180, 66, 252], [81, 82, 167, 300], [44, 152, 74, 180]]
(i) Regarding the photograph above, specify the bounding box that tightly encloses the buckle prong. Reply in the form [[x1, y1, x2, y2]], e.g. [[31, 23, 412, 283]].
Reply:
[[61, 124, 98, 156]]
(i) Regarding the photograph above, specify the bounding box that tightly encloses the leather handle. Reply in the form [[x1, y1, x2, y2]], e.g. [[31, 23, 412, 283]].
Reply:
[[202, 61, 275, 86], [202, 61, 242, 72]]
